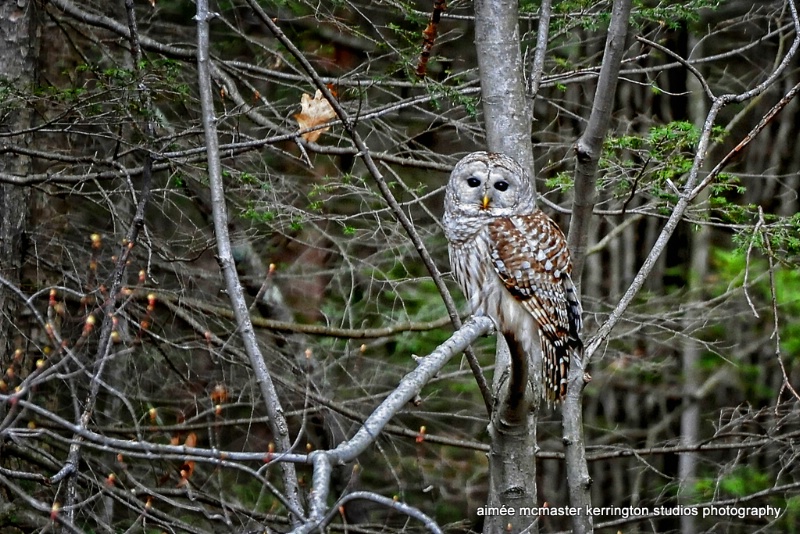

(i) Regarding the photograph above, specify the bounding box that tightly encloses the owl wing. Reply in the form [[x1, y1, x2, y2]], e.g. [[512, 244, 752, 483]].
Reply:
[[488, 211, 582, 400]]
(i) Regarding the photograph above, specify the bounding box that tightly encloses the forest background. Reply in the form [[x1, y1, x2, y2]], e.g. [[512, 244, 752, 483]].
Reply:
[[1, 0, 800, 533]]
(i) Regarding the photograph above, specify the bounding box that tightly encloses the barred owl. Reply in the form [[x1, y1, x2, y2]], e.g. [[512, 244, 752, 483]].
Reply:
[[443, 152, 583, 403]]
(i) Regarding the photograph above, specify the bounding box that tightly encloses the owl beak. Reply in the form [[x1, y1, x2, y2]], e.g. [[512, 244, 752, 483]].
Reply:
[[482, 195, 491, 210]]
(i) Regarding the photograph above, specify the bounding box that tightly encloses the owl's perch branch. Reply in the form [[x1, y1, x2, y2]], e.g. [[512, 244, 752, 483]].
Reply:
[[295, 316, 495, 533]]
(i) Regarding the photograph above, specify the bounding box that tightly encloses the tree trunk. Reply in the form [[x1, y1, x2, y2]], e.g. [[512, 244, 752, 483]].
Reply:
[[0, 0, 34, 360], [474, 1, 538, 531], [679, 34, 709, 534], [563, 3, 632, 534], [474, 0, 535, 183]]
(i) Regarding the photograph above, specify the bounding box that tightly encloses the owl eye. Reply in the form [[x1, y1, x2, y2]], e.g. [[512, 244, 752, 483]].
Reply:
[[466, 177, 481, 188], [493, 180, 509, 192]]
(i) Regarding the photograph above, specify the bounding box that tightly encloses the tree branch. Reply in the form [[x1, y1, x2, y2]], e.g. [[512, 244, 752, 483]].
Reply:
[[295, 316, 494, 532], [194, 0, 303, 524], [527, 0, 553, 98], [563, 3, 632, 533]]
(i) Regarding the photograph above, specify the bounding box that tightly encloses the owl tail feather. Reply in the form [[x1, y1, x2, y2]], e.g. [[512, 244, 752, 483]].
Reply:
[[505, 330, 573, 406], [541, 335, 571, 404]]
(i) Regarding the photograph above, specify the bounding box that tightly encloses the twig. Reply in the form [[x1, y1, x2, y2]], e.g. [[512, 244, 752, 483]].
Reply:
[[327, 492, 443, 533], [620, 157, 650, 217], [758, 207, 800, 408], [743, 212, 764, 318], [586, 213, 644, 256], [0, 473, 84, 534], [636, 35, 715, 100]]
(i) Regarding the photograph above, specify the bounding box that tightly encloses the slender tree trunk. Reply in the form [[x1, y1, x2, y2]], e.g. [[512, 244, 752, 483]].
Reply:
[[483, 345, 536, 533], [0, 0, 34, 360], [679, 35, 708, 534], [567, 0, 632, 280], [474, 0, 535, 183], [564, 3, 632, 534], [474, 1, 538, 531], [679, 237, 705, 534]]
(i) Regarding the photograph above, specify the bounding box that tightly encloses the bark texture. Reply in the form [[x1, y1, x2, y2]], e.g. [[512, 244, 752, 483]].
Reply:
[[474, 1, 538, 531], [0, 0, 34, 358], [474, 0, 535, 185]]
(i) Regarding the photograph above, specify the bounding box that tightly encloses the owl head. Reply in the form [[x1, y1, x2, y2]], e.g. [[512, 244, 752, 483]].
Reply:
[[444, 151, 536, 220]]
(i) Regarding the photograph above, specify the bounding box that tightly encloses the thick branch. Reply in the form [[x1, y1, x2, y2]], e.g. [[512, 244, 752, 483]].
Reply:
[[295, 316, 494, 532], [567, 0, 632, 281]]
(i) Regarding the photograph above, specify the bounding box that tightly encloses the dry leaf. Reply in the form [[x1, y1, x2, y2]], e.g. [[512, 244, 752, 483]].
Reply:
[[293, 89, 336, 142], [210, 383, 228, 404]]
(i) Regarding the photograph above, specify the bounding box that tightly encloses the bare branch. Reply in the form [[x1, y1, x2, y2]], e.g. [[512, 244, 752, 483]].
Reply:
[[528, 0, 553, 98], [296, 316, 494, 531], [194, 0, 303, 523]]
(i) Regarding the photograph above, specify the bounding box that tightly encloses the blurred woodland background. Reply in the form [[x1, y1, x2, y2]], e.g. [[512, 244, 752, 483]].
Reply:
[[1, 0, 800, 532]]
